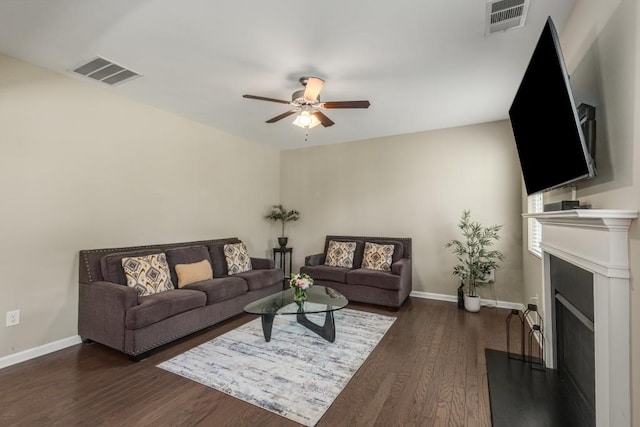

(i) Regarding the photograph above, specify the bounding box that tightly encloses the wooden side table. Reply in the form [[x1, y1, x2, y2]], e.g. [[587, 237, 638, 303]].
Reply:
[[272, 247, 293, 287]]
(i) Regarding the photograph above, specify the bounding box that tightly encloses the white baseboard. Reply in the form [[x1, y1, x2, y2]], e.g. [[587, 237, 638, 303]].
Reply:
[[0, 335, 82, 370], [410, 290, 524, 311], [411, 290, 457, 303]]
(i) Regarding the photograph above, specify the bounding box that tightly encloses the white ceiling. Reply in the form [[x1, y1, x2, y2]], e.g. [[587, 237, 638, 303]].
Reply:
[[0, 0, 576, 149]]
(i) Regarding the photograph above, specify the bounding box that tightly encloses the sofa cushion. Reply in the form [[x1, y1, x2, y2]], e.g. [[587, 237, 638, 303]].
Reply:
[[207, 239, 242, 277], [346, 268, 401, 290], [361, 242, 394, 272], [183, 277, 248, 304], [366, 240, 404, 263], [324, 239, 365, 268], [233, 269, 284, 291], [325, 240, 357, 268], [121, 253, 174, 296], [125, 288, 206, 330], [175, 259, 214, 288], [301, 265, 351, 283], [100, 249, 159, 285], [224, 242, 253, 275], [165, 245, 212, 287]]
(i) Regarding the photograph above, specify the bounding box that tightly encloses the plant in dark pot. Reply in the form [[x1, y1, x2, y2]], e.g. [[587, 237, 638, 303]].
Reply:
[[445, 209, 505, 312], [265, 204, 300, 248]]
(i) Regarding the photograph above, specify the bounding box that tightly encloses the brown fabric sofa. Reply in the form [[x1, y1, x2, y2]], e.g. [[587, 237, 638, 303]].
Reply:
[[78, 237, 283, 359], [300, 235, 412, 308]]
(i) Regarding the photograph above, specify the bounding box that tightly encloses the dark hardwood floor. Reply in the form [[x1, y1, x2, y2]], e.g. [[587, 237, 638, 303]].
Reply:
[[0, 298, 513, 426]]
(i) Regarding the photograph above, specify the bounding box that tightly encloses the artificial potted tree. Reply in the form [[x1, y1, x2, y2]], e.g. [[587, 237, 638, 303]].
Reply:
[[445, 209, 505, 312], [265, 204, 301, 247]]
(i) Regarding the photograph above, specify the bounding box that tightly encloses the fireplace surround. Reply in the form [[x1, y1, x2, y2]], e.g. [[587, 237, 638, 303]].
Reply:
[[551, 254, 595, 423], [524, 209, 637, 427]]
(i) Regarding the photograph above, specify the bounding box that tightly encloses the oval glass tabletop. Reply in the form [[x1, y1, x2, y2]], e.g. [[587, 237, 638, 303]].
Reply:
[[244, 285, 348, 315], [244, 286, 349, 342]]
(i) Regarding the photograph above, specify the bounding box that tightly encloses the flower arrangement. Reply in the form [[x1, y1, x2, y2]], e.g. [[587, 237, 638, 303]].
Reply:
[[290, 273, 313, 301]]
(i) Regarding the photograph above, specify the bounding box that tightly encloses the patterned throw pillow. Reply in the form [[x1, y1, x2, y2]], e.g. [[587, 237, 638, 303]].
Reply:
[[175, 259, 213, 288], [121, 253, 174, 296], [224, 242, 253, 275], [325, 240, 357, 268], [361, 242, 395, 272]]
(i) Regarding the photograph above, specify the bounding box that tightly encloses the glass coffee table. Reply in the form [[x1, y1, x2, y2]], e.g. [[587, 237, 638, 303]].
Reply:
[[244, 285, 348, 343]]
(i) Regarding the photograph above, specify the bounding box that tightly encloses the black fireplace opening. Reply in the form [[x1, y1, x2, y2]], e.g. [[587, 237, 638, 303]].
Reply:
[[551, 255, 595, 426]]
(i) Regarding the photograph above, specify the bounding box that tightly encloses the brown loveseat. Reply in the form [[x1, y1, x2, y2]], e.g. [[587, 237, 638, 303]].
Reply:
[[78, 237, 283, 359], [300, 235, 412, 308]]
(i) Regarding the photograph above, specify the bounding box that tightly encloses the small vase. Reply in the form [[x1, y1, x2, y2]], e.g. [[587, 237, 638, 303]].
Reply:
[[294, 287, 307, 301], [278, 237, 288, 248]]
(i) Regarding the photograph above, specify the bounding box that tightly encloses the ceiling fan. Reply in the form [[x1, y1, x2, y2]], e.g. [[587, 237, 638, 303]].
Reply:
[[243, 77, 370, 129]]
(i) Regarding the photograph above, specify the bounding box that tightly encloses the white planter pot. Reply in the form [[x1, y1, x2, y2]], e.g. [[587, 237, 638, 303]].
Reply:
[[464, 294, 481, 312]]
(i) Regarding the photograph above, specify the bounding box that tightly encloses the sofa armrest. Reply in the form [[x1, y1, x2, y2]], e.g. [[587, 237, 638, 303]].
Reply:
[[392, 258, 412, 301], [251, 257, 275, 269], [78, 281, 138, 351], [391, 258, 410, 276], [305, 253, 325, 266]]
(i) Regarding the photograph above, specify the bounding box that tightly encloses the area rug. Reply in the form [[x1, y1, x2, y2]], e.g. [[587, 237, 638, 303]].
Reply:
[[157, 308, 396, 426]]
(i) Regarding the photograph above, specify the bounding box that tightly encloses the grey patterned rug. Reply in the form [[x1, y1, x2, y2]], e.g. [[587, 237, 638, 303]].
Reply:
[[157, 307, 396, 426]]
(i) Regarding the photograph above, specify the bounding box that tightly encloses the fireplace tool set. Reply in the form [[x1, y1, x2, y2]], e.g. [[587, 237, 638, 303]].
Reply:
[[506, 304, 545, 371]]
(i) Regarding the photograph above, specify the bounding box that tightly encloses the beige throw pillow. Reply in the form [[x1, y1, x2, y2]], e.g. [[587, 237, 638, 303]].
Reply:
[[175, 259, 213, 288], [224, 242, 253, 275], [361, 242, 395, 272], [121, 253, 174, 296], [324, 240, 357, 268]]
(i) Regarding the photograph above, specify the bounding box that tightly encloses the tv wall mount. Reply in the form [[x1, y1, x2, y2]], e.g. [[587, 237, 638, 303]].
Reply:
[[578, 103, 596, 166]]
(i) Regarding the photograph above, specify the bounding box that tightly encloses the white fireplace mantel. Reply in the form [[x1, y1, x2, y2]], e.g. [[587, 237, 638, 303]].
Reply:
[[523, 209, 638, 427], [524, 208, 638, 230]]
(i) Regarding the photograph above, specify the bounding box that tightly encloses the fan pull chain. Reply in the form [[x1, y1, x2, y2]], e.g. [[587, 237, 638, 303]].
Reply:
[[305, 130, 309, 142]]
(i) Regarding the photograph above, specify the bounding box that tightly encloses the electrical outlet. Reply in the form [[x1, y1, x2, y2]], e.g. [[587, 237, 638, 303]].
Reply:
[[479, 269, 495, 283], [6, 310, 20, 327], [486, 269, 495, 282]]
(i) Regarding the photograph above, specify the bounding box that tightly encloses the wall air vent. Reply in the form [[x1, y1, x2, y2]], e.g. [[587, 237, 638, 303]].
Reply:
[[485, 0, 530, 36], [72, 56, 140, 86]]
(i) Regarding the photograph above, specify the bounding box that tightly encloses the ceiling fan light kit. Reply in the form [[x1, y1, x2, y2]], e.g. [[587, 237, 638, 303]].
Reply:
[[243, 76, 370, 132], [292, 108, 321, 129]]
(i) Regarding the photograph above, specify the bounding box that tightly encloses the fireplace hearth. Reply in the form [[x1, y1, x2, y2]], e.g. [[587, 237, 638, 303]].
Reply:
[[486, 348, 593, 427]]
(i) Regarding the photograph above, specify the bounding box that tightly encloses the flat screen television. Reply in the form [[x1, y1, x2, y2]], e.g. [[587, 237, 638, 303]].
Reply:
[[509, 17, 596, 195]]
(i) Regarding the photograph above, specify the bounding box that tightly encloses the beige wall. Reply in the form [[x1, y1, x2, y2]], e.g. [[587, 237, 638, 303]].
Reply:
[[521, 0, 640, 423], [280, 121, 523, 303], [0, 54, 280, 358]]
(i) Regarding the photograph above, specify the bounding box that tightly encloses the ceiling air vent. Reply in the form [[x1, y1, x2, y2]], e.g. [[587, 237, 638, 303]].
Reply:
[[485, 0, 530, 36], [72, 56, 140, 86]]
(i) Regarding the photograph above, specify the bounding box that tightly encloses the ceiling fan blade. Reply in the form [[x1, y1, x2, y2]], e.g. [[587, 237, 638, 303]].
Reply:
[[322, 100, 371, 109], [303, 77, 325, 102], [266, 109, 298, 123], [243, 94, 291, 104], [312, 111, 335, 127]]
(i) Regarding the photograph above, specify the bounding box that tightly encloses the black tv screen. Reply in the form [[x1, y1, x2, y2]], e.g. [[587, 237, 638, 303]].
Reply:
[[509, 17, 595, 195]]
